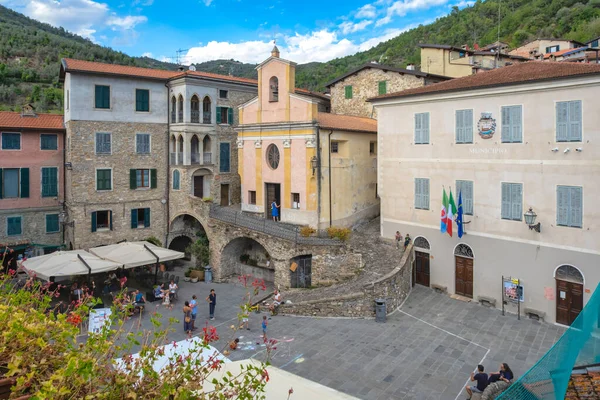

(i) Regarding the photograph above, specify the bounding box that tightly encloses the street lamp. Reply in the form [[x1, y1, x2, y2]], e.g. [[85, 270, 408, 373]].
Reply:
[[310, 156, 318, 176], [524, 207, 541, 233]]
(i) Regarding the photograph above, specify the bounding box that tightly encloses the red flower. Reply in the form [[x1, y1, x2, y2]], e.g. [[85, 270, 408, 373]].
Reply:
[[289, 387, 294, 394], [261, 369, 270, 382]]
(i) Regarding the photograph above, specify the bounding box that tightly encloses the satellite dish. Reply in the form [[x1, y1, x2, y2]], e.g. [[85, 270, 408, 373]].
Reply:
[[189, 65, 196, 71]]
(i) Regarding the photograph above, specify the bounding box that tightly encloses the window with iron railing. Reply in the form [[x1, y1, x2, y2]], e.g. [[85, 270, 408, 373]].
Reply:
[[191, 110, 200, 123]]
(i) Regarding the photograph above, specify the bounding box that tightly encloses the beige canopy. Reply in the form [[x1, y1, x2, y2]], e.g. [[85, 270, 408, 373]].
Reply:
[[89, 241, 184, 269], [21, 250, 122, 281]]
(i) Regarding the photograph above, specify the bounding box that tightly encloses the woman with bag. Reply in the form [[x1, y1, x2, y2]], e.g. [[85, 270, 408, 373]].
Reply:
[[183, 301, 192, 333]]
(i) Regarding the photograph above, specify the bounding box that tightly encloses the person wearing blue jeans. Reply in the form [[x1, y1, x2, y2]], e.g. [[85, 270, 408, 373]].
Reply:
[[206, 289, 216, 320], [190, 294, 198, 330]]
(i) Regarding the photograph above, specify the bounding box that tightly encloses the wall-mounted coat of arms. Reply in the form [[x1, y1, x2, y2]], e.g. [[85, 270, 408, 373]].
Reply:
[[477, 112, 496, 139]]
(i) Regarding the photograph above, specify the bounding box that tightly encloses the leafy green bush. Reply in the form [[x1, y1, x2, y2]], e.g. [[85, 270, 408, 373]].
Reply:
[[144, 236, 162, 247]]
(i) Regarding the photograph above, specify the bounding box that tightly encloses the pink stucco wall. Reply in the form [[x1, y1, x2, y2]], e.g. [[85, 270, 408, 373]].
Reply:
[[289, 96, 311, 122], [241, 101, 258, 124], [0, 130, 64, 210]]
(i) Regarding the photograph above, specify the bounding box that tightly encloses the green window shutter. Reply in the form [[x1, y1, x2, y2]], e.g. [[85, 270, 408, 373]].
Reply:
[[91, 212, 97, 232], [130, 169, 137, 189], [20, 168, 29, 198], [556, 102, 569, 142], [568, 100, 582, 141], [131, 209, 138, 229], [144, 208, 150, 228], [570, 187, 583, 228], [216, 107, 222, 124], [150, 169, 157, 189], [501, 183, 511, 220], [109, 211, 113, 230], [41, 134, 58, 150], [344, 85, 353, 99], [378, 81, 386, 95], [173, 170, 180, 190], [46, 214, 59, 233], [219, 143, 230, 173], [136, 89, 149, 112], [95, 86, 110, 109], [227, 107, 234, 125], [0, 168, 3, 199], [42, 168, 58, 197]]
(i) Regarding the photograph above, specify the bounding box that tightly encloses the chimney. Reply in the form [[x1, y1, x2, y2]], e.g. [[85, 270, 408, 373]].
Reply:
[[177, 66, 185, 72], [21, 104, 36, 117], [271, 45, 280, 58], [406, 64, 415, 70]]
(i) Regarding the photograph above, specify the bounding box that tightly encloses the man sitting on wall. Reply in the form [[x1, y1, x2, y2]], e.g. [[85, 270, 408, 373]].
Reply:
[[268, 289, 282, 315]]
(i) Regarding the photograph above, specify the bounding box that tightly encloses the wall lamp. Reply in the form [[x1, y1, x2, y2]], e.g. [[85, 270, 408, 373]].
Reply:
[[310, 156, 319, 176], [524, 207, 541, 233]]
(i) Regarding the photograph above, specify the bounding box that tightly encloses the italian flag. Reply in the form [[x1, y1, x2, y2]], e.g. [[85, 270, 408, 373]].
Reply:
[[441, 188, 448, 233], [447, 189, 457, 237]]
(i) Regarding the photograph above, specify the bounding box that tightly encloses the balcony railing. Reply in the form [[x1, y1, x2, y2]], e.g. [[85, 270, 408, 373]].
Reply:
[[170, 153, 176, 165], [171, 112, 176, 123], [177, 152, 183, 165], [203, 152, 212, 164], [203, 112, 211, 124], [178, 111, 183, 123], [191, 110, 200, 123], [191, 152, 200, 164]]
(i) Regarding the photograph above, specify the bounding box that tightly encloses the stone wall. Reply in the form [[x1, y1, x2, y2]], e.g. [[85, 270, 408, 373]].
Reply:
[[0, 207, 63, 248], [330, 69, 427, 118], [278, 244, 414, 318], [65, 120, 168, 250]]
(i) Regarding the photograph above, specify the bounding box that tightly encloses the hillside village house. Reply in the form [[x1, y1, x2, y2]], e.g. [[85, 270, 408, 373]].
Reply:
[[236, 47, 379, 229], [325, 63, 450, 119], [419, 44, 528, 78], [59, 59, 256, 251], [370, 62, 600, 326], [0, 107, 65, 255], [509, 38, 585, 59]]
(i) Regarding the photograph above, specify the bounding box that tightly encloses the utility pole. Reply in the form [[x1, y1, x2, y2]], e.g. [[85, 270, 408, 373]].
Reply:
[[176, 48, 189, 65]]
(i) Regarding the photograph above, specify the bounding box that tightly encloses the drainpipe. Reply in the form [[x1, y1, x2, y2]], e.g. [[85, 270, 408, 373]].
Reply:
[[164, 82, 171, 249], [316, 126, 322, 228], [62, 129, 66, 248], [328, 130, 333, 227]]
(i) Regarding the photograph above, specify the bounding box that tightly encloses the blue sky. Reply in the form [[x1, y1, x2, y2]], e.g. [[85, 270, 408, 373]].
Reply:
[[1, 0, 474, 64]]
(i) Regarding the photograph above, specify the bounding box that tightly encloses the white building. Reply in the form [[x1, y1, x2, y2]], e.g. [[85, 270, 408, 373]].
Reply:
[[371, 62, 600, 326]]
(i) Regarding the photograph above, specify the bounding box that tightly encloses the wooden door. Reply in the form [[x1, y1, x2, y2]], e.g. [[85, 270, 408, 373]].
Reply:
[[220, 184, 230, 206], [415, 251, 430, 287], [556, 279, 584, 326], [193, 176, 204, 198], [455, 256, 473, 298], [265, 183, 280, 219]]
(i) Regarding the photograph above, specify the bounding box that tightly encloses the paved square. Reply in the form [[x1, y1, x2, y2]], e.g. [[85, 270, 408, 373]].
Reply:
[[120, 273, 564, 400]]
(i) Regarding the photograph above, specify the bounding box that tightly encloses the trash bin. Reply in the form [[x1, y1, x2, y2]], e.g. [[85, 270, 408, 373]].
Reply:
[[375, 298, 386, 323], [204, 266, 212, 283]]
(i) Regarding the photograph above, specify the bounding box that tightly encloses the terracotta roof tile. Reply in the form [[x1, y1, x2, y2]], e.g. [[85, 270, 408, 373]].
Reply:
[[174, 70, 258, 85], [62, 58, 176, 80], [369, 62, 600, 101], [0, 112, 64, 130], [295, 88, 330, 101], [543, 48, 579, 59], [317, 113, 376, 133]]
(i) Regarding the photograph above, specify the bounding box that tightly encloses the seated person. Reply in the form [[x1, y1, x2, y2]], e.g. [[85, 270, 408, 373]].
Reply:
[[269, 289, 282, 313], [168, 279, 178, 301], [488, 363, 514, 384], [133, 290, 145, 313], [154, 284, 165, 299], [465, 365, 488, 399], [229, 338, 240, 350]]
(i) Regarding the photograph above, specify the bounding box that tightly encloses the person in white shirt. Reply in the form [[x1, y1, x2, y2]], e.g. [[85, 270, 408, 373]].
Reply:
[[168, 279, 178, 302], [269, 289, 282, 314]]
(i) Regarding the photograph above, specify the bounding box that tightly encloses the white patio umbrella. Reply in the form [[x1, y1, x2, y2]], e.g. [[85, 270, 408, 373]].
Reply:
[[21, 250, 122, 281]]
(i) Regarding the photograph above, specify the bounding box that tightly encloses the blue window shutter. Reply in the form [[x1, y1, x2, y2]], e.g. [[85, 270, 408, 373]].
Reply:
[[414, 179, 420, 208], [130, 169, 137, 189], [465, 180, 473, 215], [144, 208, 151, 228], [501, 106, 510, 143], [423, 179, 429, 209], [150, 169, 157, 189], [511, 183, 522, 221], [455, 110, 463, 143], [20, 168, 29, 198], [556, 186, 569, 226], [46, 214, 59, 233], [173, 170, 180, 190], [501, 183, 511, 219], [91, 212, 97, 232], [0, 168, 3, 199], [568, 100, 582, 141], [422, 113, 430, 144], [414, 113, 422, 144], [556, 102, 569, 142], [109, 211, 113, 230], [227, 107, 234, 125], [570, 187, 583, 228], [131, 208, 138, 229], [512, 106, 522, 143], [465, 109, 473, 143], [219, 143, 230, 173], [216, 107, 222, 124]]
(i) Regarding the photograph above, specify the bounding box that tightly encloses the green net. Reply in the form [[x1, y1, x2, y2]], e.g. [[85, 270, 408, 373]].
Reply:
[[498, 283, 600, 400]]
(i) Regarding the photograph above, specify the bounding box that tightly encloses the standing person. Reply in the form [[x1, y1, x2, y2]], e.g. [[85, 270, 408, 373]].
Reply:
[[395, 231, 402, 249], [261, 315, 268, 338], [241, 301, 251, 330], [465, 365, 488, 399], [206, 289, 216, 320], [190, 295, 198, 330], [183, 301, 192, 334], [271, 199, 280, 222]]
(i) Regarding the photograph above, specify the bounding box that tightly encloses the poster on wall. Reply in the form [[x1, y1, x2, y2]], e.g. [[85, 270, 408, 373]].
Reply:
[[88, 308, 112, 334], [504, 280, 524, 303]]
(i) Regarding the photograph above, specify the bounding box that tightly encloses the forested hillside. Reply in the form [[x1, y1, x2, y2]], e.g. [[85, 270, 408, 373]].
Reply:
[[1, 0, 599, 113]]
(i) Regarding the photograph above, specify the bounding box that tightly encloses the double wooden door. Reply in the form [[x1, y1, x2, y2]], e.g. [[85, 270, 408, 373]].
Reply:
[[414, 251, 430, 287], [455, 256, 473, 298], [265, 183, 281, 219], [556, 279, 583, 326]]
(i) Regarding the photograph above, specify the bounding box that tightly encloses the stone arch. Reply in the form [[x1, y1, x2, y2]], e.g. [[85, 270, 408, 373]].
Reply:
[[169, 236, 193, 260], [269, 76, 279, 102], [453, 243, 474, 258], [202, 135, 211, 156], [191, 168, 212, 198], [170, 134, 176, 153], [191, 94, 200, 123], [413, 236, 430, 251], [554, 264, 584, 284], [220, 237, 273, 282], [168, 214, 209, 260]]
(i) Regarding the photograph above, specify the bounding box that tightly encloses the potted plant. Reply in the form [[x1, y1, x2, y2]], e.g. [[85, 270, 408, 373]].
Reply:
[[191, 276, 199, 283], [186, 236, 210, 281], [183, 269, 191, 282]]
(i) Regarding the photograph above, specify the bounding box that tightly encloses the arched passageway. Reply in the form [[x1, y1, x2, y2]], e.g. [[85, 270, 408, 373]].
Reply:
[[221, 237, 272, 282], [169, 236, 193, 260]]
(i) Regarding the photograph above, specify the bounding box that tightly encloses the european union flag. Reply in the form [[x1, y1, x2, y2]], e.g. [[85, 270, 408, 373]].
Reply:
[[457, 191, 464, 238]]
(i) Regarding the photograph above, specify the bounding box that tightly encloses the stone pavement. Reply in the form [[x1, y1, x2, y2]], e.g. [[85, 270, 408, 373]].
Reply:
[[119, 273, 564, 400]]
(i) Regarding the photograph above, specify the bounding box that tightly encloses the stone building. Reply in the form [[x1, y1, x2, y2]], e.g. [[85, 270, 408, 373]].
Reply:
[[0, 107, 65, 255], [325, 63, 450, 118], [237, 47, 379, 229], [371, 62, 600, 325], [509, 38, 584, 59]]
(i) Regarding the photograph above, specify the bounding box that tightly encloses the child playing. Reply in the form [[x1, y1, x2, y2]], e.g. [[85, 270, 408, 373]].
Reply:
[[229, 338, 239, 350], [262, 315, 268, 338]]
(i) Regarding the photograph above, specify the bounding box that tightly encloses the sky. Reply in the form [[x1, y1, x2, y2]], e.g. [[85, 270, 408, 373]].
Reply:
[[0, 0, 474, 65]]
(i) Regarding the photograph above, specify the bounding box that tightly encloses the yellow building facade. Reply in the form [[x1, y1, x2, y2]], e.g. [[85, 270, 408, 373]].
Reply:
[[237, 48, 379, 228]]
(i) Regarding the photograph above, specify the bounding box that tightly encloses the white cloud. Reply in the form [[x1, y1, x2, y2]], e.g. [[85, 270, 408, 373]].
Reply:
[[141, 52, 153, 58], [202, 0, 212, 5], [339, 19, 373, 34], [356, 4, 376, 18], [450, 0, 474, 7], [7, 0, 147, 43], [378, 0, 449, 26]]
